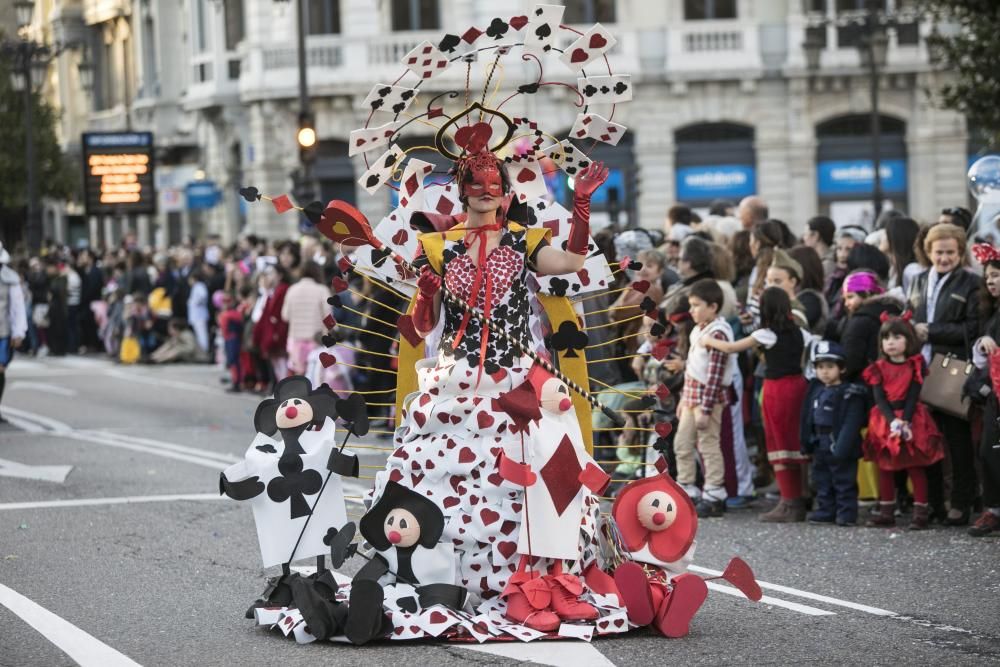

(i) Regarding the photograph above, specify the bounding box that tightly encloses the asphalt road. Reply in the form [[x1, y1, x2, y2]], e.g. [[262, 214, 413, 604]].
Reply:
[[0, 356, 998, 666]]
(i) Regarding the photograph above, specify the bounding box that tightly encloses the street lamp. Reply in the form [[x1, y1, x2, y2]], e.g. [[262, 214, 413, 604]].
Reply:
[[803, 5, 899, 222], [1, 17, 92, 253]]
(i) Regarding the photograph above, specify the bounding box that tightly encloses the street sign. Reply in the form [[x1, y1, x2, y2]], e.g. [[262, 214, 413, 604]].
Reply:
[[676, 164, 756, 201], [817, 159, 907, 196], [81, 132, 156, 216], [185, 180, 222, 210]]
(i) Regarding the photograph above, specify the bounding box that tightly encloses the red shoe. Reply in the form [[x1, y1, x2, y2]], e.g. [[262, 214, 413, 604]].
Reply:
[[654, 573, 708, 638], [503, 588, 560, 632], [546, 573, 598, 622], [614, 562, 656, 626]]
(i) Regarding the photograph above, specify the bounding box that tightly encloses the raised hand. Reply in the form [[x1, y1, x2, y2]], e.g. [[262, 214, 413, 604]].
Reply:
[[574, 161, 610, 199]]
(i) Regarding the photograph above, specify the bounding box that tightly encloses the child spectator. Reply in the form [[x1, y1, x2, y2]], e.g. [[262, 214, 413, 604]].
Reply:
[[800, 341, 867, 526], [862, 313, 944, 530], [702, 287, 812, 522], [674, 278, 736, 518], [150, 318, 203, 364], [218, 292, 244, 393]]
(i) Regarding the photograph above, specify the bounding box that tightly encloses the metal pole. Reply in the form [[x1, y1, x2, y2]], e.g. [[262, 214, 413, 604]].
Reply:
[[295, 0, 313, 200], [868, 29, 883, 223], [23, 52, 40, 254]]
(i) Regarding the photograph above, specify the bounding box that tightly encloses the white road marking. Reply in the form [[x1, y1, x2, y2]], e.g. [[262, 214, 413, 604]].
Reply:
[[0, 581, 141, 666], [0, 493, 224, 511], [705, 581, 834, 616], [459, 641, 616, 666], [77, 429, 240, 464], [8, 381, 78, 397], [690, 565, 897, 617], [104, 367, 249, 397], [0, 457, 73, 483]]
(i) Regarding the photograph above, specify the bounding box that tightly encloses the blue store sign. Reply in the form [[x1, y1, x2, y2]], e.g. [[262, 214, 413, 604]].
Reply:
[[817, 159, 907, 196], [186, 181, 222, 210], [676, 164, 756, 201]]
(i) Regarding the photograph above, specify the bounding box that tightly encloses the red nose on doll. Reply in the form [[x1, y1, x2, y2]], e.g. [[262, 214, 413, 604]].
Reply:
[[652, 511, 667, 526], [285, 406, 298, 419], [388, 530, 402, 544]]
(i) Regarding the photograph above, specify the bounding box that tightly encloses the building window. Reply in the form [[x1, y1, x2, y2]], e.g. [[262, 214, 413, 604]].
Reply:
[[141, 16, 158, 97], [308, 0, 341, 35], [224, 0, 245, 49], [563, 0, 616, 24], [684, 0, 737, 20], [194, 0, 209, 52], [390, 0, 439, 31], [835, 0, 888, 12]]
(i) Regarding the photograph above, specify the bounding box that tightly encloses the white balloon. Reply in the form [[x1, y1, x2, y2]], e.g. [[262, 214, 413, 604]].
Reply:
[[968, 155, 1000, 204]]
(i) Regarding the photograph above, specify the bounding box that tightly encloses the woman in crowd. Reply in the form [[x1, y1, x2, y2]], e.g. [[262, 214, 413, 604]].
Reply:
[[969, 243, 1000, 536], [788, 245, 828, 335], [839, 271, 903, 383], [909, 223, 979, 525], [280, 261, 331, 376], [883, 216, 922, 297]]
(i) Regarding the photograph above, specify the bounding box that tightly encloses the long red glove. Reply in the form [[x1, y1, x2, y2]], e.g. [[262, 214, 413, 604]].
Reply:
[[413, 264, 441, 334], [567, 161, 609, 255]]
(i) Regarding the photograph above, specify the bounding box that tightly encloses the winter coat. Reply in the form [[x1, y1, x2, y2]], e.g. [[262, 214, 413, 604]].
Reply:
[[841, 295, 904, 383], [908, 268, 980, 360]]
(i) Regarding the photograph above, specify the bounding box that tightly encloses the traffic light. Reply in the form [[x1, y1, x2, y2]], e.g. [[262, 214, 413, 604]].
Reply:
[[297, 111, 317, 164]]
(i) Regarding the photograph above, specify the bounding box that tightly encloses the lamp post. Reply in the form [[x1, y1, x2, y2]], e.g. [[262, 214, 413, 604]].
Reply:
[[804, 3, 893, 223], [2, 0, 93, 253]]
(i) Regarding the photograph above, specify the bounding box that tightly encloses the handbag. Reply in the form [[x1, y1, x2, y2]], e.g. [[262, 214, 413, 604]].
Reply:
[[920, 353, 973, 418], [119, 336, 141, 365]]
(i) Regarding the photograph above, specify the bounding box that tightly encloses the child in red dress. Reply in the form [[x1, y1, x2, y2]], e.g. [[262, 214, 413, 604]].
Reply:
[[862, 312, 944, 529]]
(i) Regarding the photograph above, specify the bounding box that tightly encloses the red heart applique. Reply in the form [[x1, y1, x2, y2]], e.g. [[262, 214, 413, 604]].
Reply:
[[454, 122, 493, 154], [477, 412, 495, 429], [331, 277, 348, 293], [589, 33, 608, 49], [509, 15, 528, 30], [319, 352, 336, 368], [458, 447, 476, 464], [516, 169, 536, 183], [496, 541, 517, 560], [428, 611, 449, 624], [655, 421, 672, 437], [391, 229, 409, 246], [631, 280, 650, 293], [443, 496, 459, 508], [413, 412, 426, 427], [570, 48, 588, 64], [480, 508, 500, 526], [655, 384, 671, 401], [419, 394, 431, 407]]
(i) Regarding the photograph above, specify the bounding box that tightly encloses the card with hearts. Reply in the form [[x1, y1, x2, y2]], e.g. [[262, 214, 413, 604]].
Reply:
[[595, 609, 630, 634], [421, 182, 462, 218], [523, 4, 564, 56], [557, 622, 594, 641], [398, 158, 435, 210], [502, 155, 547, 203], [402, 40, 451, 80], [570, 112, 627, 146], [544, 140, 592, 177], [418, 607, 461, 637], [577, 74, 632, 104], [358, 144, 404, 195], [499, 622, 546, 642], [373, 208, 419, 262], [348, 120, 401, 157], [559, 23, 617, 73], [361, 83, 419, 115]]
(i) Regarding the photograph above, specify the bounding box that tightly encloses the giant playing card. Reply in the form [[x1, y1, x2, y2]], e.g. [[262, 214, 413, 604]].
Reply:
[[222, 418, 348, 568]]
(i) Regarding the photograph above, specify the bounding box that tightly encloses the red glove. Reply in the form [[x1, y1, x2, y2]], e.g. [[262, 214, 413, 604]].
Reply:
[[413, 264, 441, 333], [568, 161, 609, 255]]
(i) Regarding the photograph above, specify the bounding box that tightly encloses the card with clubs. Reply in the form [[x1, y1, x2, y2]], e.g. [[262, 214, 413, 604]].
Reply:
[[358, 144, 404, 195], [402, 40, 451, 80], [559, 23, 617, 73], [531, 202, 612, 297], [348, 120, 401, 157], [398, 158, 435, 211], [361, 83, 419, 115], [544, 140, 592, 177], [577, 74, 632, 104], [502, 155, 547, 203], [523, 4, 565, 56], [570, 112, 627, 146]]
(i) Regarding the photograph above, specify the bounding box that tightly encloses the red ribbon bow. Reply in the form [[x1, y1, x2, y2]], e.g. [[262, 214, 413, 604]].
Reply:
[[973, 243, 1000, 265], [879, 310, 913, 324]]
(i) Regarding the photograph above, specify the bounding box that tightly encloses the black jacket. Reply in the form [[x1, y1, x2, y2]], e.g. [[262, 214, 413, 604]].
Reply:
[[841, 295, 904, 382], [908, 268, 979, 360], [799, 380, 868, 459]]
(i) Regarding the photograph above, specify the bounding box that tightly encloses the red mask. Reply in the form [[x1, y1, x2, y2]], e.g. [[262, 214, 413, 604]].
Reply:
[[461, 156, 503, 199]]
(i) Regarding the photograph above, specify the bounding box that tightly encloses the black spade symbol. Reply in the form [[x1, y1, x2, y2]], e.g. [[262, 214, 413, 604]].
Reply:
[[438, 33, 461, 53], [239, 186, 260, 202], [365, 174, 380, 189], [629, 260, 643, 270], [383, 153, 398, 168], [535, 23, 551, 39], [640, 296, 657, 312], [550, 321, 589, 358], [303, 200, 324, 225], [650, 322, 666, 337]]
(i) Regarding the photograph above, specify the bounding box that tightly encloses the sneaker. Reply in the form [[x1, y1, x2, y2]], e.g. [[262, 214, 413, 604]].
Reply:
[[969, 511, 1000, 537], [726, 495, 754, 510], [696, 498, 725, 518], [835, 518, 857, 527], [807, 511, 835, 524]]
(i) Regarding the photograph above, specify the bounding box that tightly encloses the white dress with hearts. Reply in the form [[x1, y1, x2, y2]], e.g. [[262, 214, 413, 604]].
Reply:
[[369, 226, 601, 601]]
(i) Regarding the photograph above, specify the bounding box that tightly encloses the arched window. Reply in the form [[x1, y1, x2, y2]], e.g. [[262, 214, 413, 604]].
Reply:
[[674, 123, 756, 206], [391, 0, 440, 31]]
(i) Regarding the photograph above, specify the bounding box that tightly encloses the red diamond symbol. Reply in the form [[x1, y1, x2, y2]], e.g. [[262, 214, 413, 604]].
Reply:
[[436, 196, 455, 215], [422, 46, 432, 54], [539, 435, 583, 516], [462, 27, 483, 43]]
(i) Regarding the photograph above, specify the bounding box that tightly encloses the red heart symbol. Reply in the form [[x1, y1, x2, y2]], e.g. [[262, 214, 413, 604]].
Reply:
[[496, 541, 517, 560], [317, 200, 375, 246], [655, 421, 672, 437], [391, 229, 409, 246], [655, 384, 671, 401], [389, 469, 403, 482], [332, 277, 348, 293], [652, 339, 672, 361], [570, 48, 588, 64], [449, 475, 463, 493], [428, 611, 449, 624], [480, 508, 500, 526], [458, 447, 476, 464], [589, 33, 608, 49], [443, 496, 459, 508], [419, 394, 431, 407], [413, 411, 426, 427], [516, 168, 536, 183], [477, 412, 495, 429], [631, 280, 650, 293], [613, 618, 624, 628], [450, 414, 461, 424], [337, 256, 353, 273], [411, 473, 424, 487], [509, 15, 528, 30], [499, 520, 516, 536], [436, 412, 451, 424], [577, 268, 590, 286], [454, 121, 493, 153], [319, 352, 336, 368]]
